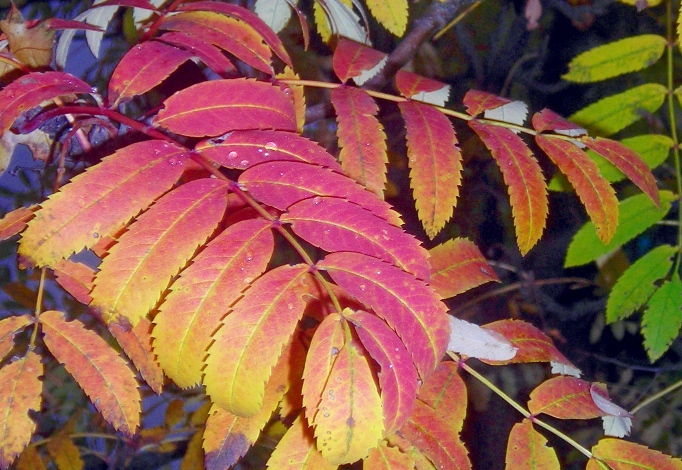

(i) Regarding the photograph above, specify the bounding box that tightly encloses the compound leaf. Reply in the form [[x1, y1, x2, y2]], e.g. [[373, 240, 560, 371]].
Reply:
[[642, 273, 682, 362]]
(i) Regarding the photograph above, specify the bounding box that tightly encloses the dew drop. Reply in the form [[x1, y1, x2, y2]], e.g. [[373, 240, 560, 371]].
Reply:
[[376, 270, 381, 275], [323, 413, 330, 418], [287, 303, 294, 310], [168, 158, 176, 165], [265, 141, 278, 150], [359, 284, 366, 291], [257, 148, 263, 153], [388, 364, 393, 369], [312, 196, 322, 205], [228, 151, 238, 159]]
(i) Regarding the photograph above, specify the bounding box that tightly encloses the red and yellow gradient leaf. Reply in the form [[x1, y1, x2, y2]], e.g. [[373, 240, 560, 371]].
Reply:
[[302, 313, 346, 423], [153, 218, 274, 389], [204, 264, 311, 416], [159, 10, 272, 74], [277, 67, 306, 133], [346, 310, 419, 434], [428, 238, 499, 299], [196, 130, 342, 172], [387, 433, 438, 470], [400, 100, 462, 239], [158, 31, 237, 78], [155, 79, 296, 138], [417, 361, 467, 433], [0, 72, 91, 134], [108, 40, 193, 106], [18, 141, 187, 268], [463, 90, 513, 117], [590, 438, 682, 470], [240, 161, 402, 226], [531, 109, 585, 134], [506, 419, 560, 470], [0, 206, 35, 241], [40, 310, 140, 435], [0, 315, 32, 361], [582, 136, 659, 205], [528, 376, 603, 419], [364, 441, 415, 470], [396, 70, 450, 106], [318, 252, 449, 379], [90, 178, 228, 327], [535, 135, 617, 244], [469, 120, 547, 254], [332, 38, 387, 83], [282, 197, 429, 279], [109, 318, 164, 395], [400, 400, 471, 470], [0, 351, 42, 469], [53, 259, 94, 304], [266, 415, 336, 470], [331, 86, 388, 197], [313, 338, 384, 465]]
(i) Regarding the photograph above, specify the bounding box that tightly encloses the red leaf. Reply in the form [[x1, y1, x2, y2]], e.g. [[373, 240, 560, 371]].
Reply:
[[0, 72, 91, 134], [582, 136, 659, 205], [535, 135, 617, 244], [239, 161, 403, 226], [18, 141, 188, 268], [399, 100, 462, 238], [331, 86, 388, 197], [0, 206, 36, 241], [158, 32, 237, 77], [40, 310, 141, 435], [44, 18, 104, 32], [528, 376, 604, 419], [152, 218, 274, 389], [109, 318, 164, 394], [155, 78, 296, 137], [417, 361, 467, 433], [318, 252, 449, 379], [108, 40, 192, 106], [463, 89, 513, 117], [428, 238, 499, 299], [347, 310, 419, 434], [505, 419, 560, 470], [531, 109, 585, 134], [0, 315, 32, 362], [196, 130, 342, 172], [469, 120, 548, 254], [396, 70, 449, 99], [281, 196, 430, 279], [332, 38, 386, 83], [53, 259, 95, 304], [590, 438, 682, 470]]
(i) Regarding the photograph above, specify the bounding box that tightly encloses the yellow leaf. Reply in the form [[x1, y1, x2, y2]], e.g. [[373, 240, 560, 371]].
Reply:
[[365, 0, 408, 36], [267, 415, 336, 469]]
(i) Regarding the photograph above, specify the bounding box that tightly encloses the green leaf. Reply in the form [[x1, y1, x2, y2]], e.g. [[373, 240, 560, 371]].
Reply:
[[565, 190, 674, 267], [642, 274, 682, 362], [563, 35, 666, 83], [606, 244, 676, 323], [548, 134, 672, 191], [568, 83, 667, 136]]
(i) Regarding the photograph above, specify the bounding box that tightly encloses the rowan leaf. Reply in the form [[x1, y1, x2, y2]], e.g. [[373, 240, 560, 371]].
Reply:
[[429, 238, 499, 299], [400, 400, 471, 470], [153, 218, 273, 389], [53, 260, 95, 305], [395, 70, 450, 107], [606, 244, 676, 323], [505, 419, 560, 470], [568, 83, 667, 136], [591, 438, 682, 470], [239, 160, 403, 226], [254, 0, 292, 33], [318, 252, 449, 379], [641, 273, 682, 362], [528, 376, 604, 419], [365, 0, 408, 36], [18, 141, 188, 268], [0, 315, 32, 362], [312, 336, 384, 465], [463, 89, 514, 117], [565, 190, 675, 267], [0, 206, 36, 241], [332, 38, 387, 84], [535, 135, 617, 244], [469, 120, 547, 254], [266, 415, 336, 470], [331, 86, 388, 197], [14, 444, 47, 470], [531, 108, 586, 135], [204, 264, 311, 416], [91, 178, 229, 327], [40, 310, 141, 435], [157, 32, 237, 77], [282, 196, 429, 279], [400, 100, 462, 239], [46, 427, 83, 470], [563, 35, 666, 83], [277, 67, 307, 133], [416, 361, 467, 433], [0, 351, 42, 469], [386, 433, 438, 470], [0, 5, 54, 68], [108, 40, 193, 106], [448, 317, 518, 361], [364, 441, 415, 470], [346, 310, 419, 434], [315, 0, 369, 45], [109, 318, 164, 394]]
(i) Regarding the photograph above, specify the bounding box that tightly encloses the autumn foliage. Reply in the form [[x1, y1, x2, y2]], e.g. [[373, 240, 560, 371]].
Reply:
[[0, 0, 680, 469]]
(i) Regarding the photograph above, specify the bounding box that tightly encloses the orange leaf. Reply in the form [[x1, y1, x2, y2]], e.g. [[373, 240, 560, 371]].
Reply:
[[528, 376, 603, 419], [18, 141, 187, 268], [53, 260, 94, 304], [535, 135, 617, 244], [90, 178, 228, 327], [204, 264, 311, 416], [153, 218, 273, 389], [0, 205, 36, 241], [364, 441, 415, 470], [331, 86, 388, 198], [0, 315, 32, 362], [0, 351, 42, 469], [505, 419, 560, 470], [40, 310, 141, 435], [400, 100, 462, 239], [46, 431, 83, 470], [428, 238, 499, 299], [591, 438, 682, 470], [312, 337, 384, 465], [109, 318, 164, 394], [266, 415, 336, 470], [469, 120, 547, 254], [14, 444, 47, 470], [417, 362, 467, 433], [387, 433, 438, 470]]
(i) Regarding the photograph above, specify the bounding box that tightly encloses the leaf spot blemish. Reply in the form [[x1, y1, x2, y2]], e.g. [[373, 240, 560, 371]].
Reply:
[[331, 347, 339, 356]]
